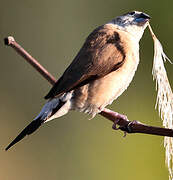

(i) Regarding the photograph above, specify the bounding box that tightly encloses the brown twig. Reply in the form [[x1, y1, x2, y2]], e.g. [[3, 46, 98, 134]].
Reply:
[[4, 36, 173, 137], [4, 36, 56, 85]]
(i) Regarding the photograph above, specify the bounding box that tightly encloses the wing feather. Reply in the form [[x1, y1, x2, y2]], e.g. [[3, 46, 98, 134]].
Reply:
[[45, 25, 125, 99]]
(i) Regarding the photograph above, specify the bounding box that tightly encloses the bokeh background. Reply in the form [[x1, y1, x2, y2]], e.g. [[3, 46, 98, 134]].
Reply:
[[1, 0, 173, 180]]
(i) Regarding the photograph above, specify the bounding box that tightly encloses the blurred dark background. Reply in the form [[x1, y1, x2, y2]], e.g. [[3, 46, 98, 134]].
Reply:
[[1, 0, 173, 180]]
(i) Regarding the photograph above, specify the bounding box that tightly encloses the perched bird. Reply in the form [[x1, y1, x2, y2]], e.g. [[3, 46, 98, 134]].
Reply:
[[6, 11, 150, 150]]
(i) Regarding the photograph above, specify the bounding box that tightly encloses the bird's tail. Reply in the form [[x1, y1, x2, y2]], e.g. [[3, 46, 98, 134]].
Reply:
[[5, 118, 44, 151], [5, 92, 73, 151]]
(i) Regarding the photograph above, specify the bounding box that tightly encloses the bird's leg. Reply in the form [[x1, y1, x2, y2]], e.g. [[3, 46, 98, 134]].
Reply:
[[100, 108, 129, 133], [112, 114, 127, 130], [111, 113, 130, 137], [112, 118, 127, 137], [112, 119, 120, 130]]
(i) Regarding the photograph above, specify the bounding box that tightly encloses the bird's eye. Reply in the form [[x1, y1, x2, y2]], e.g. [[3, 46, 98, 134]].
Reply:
[[129, 11, 135, 16]]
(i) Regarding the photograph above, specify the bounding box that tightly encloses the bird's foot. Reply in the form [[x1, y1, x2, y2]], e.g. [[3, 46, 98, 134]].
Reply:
[[112, 120, 127, 137], [112, 113, 128, 130], [119, 120, 139, 137], [112, 114, 132, 137], [112, 119, 120, 130]]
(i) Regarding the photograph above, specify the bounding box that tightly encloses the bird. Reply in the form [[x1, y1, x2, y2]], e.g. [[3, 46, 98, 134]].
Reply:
[[5, 11, 150, 151]]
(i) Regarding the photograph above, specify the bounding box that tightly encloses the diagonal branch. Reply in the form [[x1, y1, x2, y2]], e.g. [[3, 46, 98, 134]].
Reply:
[[4, 36, 173, 137], [4, 36, 56, 85]]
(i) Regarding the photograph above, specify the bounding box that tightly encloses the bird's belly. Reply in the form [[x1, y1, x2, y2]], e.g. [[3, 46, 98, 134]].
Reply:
[[72, 56, 139, 117]]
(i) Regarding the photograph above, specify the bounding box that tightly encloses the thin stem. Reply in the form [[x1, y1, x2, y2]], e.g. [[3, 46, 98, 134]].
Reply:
[[4, 36, 56, 85], [4, 36, 173, 137]]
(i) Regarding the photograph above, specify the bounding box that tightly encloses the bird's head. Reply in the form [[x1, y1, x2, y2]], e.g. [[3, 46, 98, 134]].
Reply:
[[109, 11, 150, 41]]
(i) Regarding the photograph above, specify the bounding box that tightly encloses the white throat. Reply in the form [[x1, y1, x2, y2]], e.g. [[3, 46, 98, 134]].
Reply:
[[107, 21, 146, 43]]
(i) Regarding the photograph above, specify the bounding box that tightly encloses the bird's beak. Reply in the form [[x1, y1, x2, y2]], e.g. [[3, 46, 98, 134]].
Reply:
[[139, 13, 151, 20], [135, 12, 151, 25]]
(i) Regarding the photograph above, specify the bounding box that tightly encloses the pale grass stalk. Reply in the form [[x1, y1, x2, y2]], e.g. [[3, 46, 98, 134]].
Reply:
[[148, 23, 173, 180]]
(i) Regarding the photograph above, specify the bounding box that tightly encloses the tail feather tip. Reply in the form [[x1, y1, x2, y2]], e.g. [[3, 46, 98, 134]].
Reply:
[[5, 119, 43, 151]]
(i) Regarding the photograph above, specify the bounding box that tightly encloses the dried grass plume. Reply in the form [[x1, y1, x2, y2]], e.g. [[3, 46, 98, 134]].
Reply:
[[148, 22, 173, 180]]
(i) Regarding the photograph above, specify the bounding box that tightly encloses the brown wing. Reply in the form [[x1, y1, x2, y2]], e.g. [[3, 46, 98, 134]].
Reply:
[[45, 25, 126, 99]]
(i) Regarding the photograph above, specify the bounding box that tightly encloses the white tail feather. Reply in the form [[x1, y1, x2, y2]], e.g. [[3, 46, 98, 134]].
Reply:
[[35, 92, 73, 122]]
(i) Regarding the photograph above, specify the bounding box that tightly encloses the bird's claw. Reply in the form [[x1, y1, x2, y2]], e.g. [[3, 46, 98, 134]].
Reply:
[[112, 117, 138, 137], [112, 120, 128, 137], [123, 131, 127, 137], [112, 119, 120, 130]]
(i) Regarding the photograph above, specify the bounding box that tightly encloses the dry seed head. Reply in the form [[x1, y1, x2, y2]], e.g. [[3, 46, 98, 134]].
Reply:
[[148, 22, 173, 180]]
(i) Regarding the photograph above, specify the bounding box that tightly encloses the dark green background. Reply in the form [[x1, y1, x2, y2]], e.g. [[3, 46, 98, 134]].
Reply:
[[1, 0, 173, 180]]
